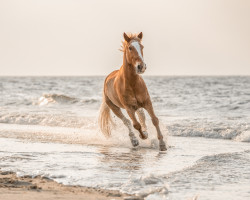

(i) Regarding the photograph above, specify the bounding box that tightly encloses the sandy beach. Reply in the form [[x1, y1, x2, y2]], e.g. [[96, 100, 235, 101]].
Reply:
[[0, 171, 137, 200]]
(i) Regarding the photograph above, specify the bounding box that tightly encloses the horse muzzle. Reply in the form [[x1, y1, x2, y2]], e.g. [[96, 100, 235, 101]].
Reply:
[[136, 63, 147, 74]]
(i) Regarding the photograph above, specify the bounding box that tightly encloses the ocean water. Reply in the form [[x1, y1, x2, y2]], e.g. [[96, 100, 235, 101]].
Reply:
[[0, 76, 250, 199]]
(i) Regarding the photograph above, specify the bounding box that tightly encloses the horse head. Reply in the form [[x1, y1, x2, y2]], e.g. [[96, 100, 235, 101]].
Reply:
[[123, 32, 147, 74]]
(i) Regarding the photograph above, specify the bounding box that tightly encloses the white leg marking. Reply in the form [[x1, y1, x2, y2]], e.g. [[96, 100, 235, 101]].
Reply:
[[136, 108, 147, 131], [122, 117, 139, 147], [136, 108, 148, 139]]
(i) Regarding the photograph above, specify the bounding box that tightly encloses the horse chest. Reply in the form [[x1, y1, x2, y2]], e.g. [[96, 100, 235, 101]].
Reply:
[[122, 89, 145, 109], [134, 92, 145, 107]]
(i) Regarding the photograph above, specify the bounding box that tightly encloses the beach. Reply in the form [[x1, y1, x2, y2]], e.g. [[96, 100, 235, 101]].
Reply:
[[0, 76, 250, 199], [0, 171, 134, 200], [1, 134, 249, 200]]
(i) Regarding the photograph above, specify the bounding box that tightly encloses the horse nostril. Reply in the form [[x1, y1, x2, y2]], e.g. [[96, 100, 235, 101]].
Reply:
[[138, 65, 142, 70]]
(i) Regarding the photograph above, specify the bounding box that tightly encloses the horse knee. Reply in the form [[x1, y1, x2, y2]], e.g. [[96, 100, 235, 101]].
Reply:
[[122, 117, 131, 126], [133, 122, 141, 131], [152, 117, 159, 126]]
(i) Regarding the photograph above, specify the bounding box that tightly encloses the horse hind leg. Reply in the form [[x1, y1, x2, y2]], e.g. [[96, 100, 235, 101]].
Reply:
[[105, 99, 139, 147], [136, 108, 148, 139]]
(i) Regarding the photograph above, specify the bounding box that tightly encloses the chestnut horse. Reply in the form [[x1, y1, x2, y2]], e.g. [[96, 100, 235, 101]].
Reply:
[[99, 32, 167, 151]]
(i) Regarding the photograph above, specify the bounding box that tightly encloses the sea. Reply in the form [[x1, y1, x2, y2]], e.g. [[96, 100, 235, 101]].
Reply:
[[0, 76, 250, 200]]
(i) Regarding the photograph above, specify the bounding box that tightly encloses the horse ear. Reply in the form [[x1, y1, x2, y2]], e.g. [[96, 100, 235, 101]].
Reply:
[[138, 32, 143, 40], [123, 32, 131, 43]]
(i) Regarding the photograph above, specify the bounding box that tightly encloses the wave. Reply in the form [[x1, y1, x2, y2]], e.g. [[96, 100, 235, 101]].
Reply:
[[33, 93, 101, 106], [120, 150, 250, 198], [235, 131, 250, 142], [121, 174, 169, 198], [0, 111, 249, 143], [0, 112, 91, 128], [164, 150, 250, 184], [35, 94, 79, 106], [166, 121, 250, 142], [82, 98, 100, 104]]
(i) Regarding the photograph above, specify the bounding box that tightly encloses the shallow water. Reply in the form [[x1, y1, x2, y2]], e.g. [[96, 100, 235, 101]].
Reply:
[[0, 135, 249, 200], [0, 76, 250, 199]]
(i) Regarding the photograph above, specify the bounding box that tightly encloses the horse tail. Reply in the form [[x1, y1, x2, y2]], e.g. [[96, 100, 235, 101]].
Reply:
[[98, 96, 114, 137]]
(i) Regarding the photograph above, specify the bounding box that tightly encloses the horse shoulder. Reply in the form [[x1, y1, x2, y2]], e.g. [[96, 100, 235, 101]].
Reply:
[[104, 70, 124, 107], [105, 70, 118, 84]]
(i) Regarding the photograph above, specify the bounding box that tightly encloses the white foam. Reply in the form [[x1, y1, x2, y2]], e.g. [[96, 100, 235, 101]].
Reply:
[[121, 174, 169, 198], [235, 131, 250, 142], [166, 120, 250, 142], [0, 120, 167, 149], [0, 112, 91, 128]]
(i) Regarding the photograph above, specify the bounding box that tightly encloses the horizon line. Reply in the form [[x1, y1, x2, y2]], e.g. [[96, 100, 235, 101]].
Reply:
[[1, 74, 250, 77]]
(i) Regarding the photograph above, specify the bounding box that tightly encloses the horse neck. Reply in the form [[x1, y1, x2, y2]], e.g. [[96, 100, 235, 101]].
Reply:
[[121, 51, 139, 84]]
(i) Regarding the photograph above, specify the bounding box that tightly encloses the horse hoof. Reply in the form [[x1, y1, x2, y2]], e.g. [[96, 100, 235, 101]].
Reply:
[[139, 131, 148, 140], [159, 141, 167, 151], [131, 137, 139, 147]]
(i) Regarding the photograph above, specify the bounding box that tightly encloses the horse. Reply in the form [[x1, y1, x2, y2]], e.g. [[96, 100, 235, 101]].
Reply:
[[98, 32, 167, 151]]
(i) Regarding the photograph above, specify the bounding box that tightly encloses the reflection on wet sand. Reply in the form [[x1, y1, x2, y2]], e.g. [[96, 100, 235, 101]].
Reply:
[[97, 146, 167, 172], [97, 147, 144, 171]]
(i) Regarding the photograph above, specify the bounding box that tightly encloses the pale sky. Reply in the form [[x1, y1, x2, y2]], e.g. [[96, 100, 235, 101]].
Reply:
[[0, 0, 250, 76]]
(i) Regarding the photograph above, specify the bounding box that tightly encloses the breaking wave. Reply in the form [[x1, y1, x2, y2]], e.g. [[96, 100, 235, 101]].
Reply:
[[33, 93, 101, 106], [0, 112, 92, 128], [35, 94, 79, 106], [166, 120, 250, 142], [164, 150, 250, 186]]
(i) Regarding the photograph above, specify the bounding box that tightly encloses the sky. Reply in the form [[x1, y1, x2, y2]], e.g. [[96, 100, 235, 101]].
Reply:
[[0, 0, 250, 76]]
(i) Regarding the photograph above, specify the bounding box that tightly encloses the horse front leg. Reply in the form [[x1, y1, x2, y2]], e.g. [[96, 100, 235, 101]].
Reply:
[[126, 108, 148, 140], [144, 101, 167, 151], [105, 98, 139, 147], [136, 108, 148, 139]]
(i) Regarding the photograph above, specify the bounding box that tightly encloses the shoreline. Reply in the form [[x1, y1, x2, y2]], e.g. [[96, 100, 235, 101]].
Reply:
[[0, 170, 139, 200]]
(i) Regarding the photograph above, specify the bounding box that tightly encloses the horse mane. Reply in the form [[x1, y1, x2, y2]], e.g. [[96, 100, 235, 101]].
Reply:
[[119, 33, 140, 52]]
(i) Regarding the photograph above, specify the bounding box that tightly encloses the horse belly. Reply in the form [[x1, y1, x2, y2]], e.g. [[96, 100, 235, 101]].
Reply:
[[109, 94, 124, 108]]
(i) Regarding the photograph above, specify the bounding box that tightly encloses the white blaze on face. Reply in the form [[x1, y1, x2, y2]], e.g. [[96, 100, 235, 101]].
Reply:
[[131, 41, 144, 62]]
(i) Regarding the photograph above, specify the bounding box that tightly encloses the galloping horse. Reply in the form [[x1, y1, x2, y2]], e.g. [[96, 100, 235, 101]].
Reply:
[[99, 32, 167, 151]]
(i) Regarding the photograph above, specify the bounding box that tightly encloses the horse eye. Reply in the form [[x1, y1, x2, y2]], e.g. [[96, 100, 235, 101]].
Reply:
[[129, 46, 132, 51]]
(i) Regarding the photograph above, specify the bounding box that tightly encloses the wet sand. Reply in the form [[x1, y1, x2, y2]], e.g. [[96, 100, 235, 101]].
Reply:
[[0, 171, 138, 200]]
